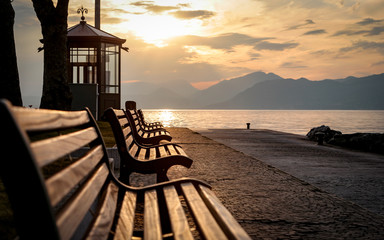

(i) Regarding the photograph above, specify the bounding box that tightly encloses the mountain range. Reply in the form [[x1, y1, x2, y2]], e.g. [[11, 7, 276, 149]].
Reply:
[[121, 71, 384, 109]]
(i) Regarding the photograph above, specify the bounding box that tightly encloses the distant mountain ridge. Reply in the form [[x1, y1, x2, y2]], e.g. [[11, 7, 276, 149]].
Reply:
[[190, 71, 283, 106], [121, 72, 384, 109]]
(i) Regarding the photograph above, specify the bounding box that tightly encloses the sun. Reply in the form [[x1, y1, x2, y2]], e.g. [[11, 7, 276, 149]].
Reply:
[[96, 0, 210, 47], [133, 15, 194, 46], [113, 14, 202, 47]]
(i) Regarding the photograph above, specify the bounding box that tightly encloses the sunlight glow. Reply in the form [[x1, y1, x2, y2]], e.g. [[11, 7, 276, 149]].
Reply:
[[157, 110, 174, 126], [112, 15, 202, 47]]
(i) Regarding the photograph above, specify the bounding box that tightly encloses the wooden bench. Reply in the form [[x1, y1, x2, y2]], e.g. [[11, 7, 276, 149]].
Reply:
[[104, 107, 192, 183], [126, 109, 172, 144], [138, 109, 164, 128], [0, 99, 251, 240], [125, 100, 163, 129]]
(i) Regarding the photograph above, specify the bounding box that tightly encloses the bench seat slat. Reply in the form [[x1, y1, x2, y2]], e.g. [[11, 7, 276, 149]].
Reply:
[[164, 186, 194, 240], [167, 145, 178, 156], [158, 146, 168, 158], [137, 147, 147, 160], [114, 109, 125, 117], [13, 107, 90, 132], [129, 144, 139, 157], [181, 183, 227, 240], [122, 127, 132, 139], [125, 134, 134, 146], [119, 117, 129, 127], [46, 145, 104, 206], [199, 185, 252, 240], [114, 191, 137, 240], [149, 148, 156, 160], [144, 189, 162, 240], [87, 182, 119, 239], [175, 146, 187, 156], [31, 127, 99, 167], [56, 164, 109, 240]]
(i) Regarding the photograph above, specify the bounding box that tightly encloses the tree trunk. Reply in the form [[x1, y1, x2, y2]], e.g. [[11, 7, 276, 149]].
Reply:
[[0, 0, 23, 106], [32, 0, 72, 110]]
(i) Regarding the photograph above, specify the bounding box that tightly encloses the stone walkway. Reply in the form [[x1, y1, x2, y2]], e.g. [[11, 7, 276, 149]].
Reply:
[[197, 128, 384, 217], [163, 128, 384, 239]]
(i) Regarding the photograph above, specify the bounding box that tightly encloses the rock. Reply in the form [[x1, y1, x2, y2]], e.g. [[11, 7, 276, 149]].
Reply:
[[306, 125, 342, 142], [328, 133, 384, 154]]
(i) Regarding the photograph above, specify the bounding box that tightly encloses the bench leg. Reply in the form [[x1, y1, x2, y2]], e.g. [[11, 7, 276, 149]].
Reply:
[[119, 171, 131, 185], [156, 169, 169, 183]]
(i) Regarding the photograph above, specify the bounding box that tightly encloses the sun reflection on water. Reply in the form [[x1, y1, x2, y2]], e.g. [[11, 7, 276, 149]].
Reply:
[[156, 110, 174, 127], [141, 109, 384, 135]]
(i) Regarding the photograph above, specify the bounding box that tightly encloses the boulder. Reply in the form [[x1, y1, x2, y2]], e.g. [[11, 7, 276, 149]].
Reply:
[[328, 133, 384, 154], [306, 125, 342, 142]]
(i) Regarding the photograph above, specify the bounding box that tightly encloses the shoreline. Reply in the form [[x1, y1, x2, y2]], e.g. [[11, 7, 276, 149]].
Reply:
[[193, 128, 384, 217], [165, 127, 384, 238]]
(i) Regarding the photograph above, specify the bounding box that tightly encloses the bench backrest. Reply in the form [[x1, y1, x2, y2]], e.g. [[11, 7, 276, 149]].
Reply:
[[0, 100, 117, 240], [104, 108, 140, 181], [128, 109, 148, 134]]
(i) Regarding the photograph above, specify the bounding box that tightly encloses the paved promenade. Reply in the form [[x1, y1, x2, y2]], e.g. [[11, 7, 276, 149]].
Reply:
[[162, 128, 384, 239]]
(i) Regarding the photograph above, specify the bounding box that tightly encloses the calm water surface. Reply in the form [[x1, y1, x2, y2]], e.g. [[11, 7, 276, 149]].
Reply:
[[143, 110, 384, 136]]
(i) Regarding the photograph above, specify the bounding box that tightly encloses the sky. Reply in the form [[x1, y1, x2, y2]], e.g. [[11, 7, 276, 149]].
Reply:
[[12, 0, 384, 105]]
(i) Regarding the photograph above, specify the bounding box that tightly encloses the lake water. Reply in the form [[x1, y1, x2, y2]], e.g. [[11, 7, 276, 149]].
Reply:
[[142, 109, 384, 136]]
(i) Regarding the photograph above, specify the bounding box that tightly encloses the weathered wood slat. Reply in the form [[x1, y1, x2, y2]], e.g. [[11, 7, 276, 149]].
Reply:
[[122, 126, 131, 138], [137, 128, 143, 136], [119, 117, 129, 127], [175, 146, 187, 156], [144, 189, 162, 240], [114, 191, 137, 240], [126, 134, 134, 147], [164, 186, 194, 240], [167, 145, 178, 156], [149, 148, 157, 160], [129, 144, 139, 157], [181, 183, 227, 240], [31, 127, 98, 167], [199, 185, 252, 240], [46, 145, 104, 206], [12, 107, 90, 132], [158, 146, 168, 158], [114, 109, 125, 116], [56, 164, 109, 240], [87, 182, 119, 239], [137, 147, 147, 160]]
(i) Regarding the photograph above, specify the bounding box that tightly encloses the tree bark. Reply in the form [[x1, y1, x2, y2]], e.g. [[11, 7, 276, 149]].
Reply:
[[32, 0, 72, 110], [0, 0, 23, 106]]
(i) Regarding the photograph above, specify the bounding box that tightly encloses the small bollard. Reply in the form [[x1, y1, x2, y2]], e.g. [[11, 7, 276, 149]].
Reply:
[[315, 132, 325, 145], [246, 123, 250, 129]]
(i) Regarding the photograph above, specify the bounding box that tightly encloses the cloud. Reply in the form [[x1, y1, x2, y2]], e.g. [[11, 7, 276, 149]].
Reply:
[[171, 33, 270, 50], [171, 33, 298, 52], [371, 61, 384, 66], [280, 62, 307, 69], [171, 10, 216, 20], [367, 26, 384, 36], [333, 29, 366, 36], [340, 41, 384, 55], [131, 1, 179, 14], [303, 29, 327, 35], [333, 26, 384, 36], [254, 41, 299, 51], [332, 17, 384, 37], [356, 18, 383, 25], [287, 19, 315, 30]]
